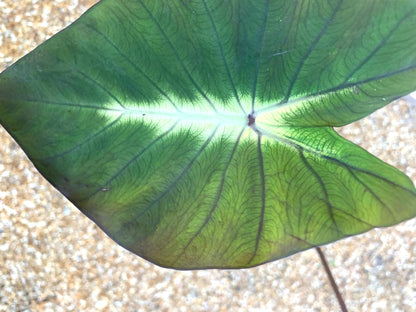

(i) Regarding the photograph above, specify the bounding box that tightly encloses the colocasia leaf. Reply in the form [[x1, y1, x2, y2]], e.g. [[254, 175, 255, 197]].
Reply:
[[1, 0, 416, 269]]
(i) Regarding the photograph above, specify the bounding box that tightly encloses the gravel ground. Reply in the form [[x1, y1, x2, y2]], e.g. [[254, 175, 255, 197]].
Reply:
[[1, 1, 415, 311]]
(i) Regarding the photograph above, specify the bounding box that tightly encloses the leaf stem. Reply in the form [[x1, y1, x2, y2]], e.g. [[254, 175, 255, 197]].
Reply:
[[316, 247, 348, 312]]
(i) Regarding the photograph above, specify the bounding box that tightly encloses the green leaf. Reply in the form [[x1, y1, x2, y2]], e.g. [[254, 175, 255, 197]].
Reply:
[[1, 0, 416, 269]]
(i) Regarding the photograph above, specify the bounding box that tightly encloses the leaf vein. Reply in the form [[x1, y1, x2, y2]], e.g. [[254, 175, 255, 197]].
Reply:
[[247, 135, 266, 265], [341, 6, 416, 85], [82, 120, 180, 201], [282, 0, 344, 103], [201, 0, 246, 114], [251, 0, 270, 113], [175, 126, 246, 263], [138, 0, 219, 113], [40, 114, 123, 161], [298, 149, 343, 237], [135, 125, 220, 219], [84, 24, 182, 113]]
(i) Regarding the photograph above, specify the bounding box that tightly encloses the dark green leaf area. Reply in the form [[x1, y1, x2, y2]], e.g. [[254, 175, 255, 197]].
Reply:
[[1, 0, 416, 268]]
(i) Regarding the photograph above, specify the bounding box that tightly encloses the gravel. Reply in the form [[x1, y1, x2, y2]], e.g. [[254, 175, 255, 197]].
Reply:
[[1, 1, 415, 311]]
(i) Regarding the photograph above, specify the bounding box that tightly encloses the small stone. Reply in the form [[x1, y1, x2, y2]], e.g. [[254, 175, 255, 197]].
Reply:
[[95, 298, 108, 310]]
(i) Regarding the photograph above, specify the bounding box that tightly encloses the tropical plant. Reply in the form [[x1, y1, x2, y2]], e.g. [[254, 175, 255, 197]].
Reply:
[[1, 0, 416, 310]]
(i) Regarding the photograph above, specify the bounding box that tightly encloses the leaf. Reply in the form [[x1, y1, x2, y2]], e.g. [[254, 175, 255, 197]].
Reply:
[[1, 0, 416, 269]]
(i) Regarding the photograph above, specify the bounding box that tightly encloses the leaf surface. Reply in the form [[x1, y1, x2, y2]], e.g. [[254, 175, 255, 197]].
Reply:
[[1, 0, 416, 268]]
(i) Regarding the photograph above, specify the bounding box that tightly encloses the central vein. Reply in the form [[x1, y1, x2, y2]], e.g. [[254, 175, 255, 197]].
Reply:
[[104, 106, 251, 127]]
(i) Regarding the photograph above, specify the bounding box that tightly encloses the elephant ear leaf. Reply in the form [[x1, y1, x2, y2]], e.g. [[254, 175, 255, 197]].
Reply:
[[1, 0, 416, 269]]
